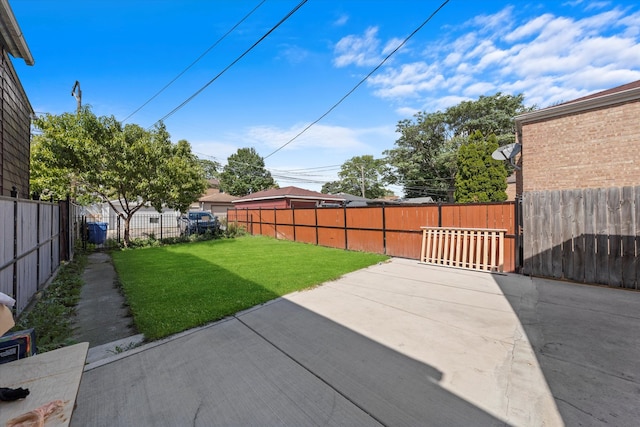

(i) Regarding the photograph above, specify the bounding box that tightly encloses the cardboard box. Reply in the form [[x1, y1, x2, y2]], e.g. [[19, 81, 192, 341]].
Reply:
[[0, 304, 14, 336], [0, 329, 36, 365]]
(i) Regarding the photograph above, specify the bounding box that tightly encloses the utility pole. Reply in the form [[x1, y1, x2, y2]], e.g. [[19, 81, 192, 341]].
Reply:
[[71, 81, 82, 113], [360, 164, 366, 198]]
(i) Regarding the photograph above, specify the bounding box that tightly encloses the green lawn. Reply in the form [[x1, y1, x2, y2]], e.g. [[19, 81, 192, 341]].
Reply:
[[111, 235, 388, 339]]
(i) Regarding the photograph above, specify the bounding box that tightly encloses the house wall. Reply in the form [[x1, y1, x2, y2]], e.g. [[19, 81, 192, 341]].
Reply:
[[290, 200, 317, 209], [1, 50, 32, 198], [199, 202, 234, 217], [521, 100, 640, 192]]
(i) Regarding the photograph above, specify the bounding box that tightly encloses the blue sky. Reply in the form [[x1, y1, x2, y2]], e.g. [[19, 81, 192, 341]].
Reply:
[[10, 0, 640, 195]]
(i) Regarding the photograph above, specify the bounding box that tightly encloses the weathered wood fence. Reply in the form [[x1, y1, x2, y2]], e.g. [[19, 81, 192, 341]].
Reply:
[[228, 202, 518, 272], [523, 186, 639, 289], [0, 196, 80, 313]]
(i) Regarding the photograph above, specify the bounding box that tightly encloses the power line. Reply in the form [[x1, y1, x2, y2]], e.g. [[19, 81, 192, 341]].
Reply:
[[262, 0, 451, 160], [151, 0, 308, 127], [122, 0, 267, 123]]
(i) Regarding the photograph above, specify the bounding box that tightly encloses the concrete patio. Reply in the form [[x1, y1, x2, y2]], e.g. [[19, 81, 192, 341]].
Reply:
[[71, 258, 640, 426]]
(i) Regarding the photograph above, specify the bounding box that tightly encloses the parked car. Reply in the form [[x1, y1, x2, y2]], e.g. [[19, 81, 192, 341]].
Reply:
[[179, 211, 220, 235]]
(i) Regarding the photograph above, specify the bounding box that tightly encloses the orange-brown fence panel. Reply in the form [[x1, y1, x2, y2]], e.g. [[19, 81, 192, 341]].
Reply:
[[274, 210, 294, 240], [384, 205, 440, 258], [228, 201, 518, 272], [316, 208, 346, 250]]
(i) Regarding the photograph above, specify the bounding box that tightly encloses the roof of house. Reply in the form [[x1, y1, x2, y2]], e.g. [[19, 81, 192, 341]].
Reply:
[[233, 186, 345, 203], [0, 0, 34, 65], [199, 192, 236, 203], [515, 79, 640, 126]]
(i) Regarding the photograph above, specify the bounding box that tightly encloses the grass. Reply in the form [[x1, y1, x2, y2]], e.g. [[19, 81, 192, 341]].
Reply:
[[112, 235, 388, 340], [14, 252, 88, 352]]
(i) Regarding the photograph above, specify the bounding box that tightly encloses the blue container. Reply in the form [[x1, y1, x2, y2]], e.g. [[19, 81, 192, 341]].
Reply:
[[87, 222, 108, 244]]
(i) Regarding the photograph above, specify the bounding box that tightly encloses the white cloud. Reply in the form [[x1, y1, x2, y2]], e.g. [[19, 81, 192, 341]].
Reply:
[[469, 6, 515, 34], [243, 123, 377, 153], [505, 14, 554, 42], [464, 82, 496, 97], [383, 4, 639, 111], [334, 14, 349, 26], [333, 27, 382, 67], [369, 63, 446, 99], [277, 44, 310, 64]]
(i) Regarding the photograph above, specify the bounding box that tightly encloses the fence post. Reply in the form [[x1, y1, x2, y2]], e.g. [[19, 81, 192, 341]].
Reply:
[[343, 205, 348, 250], [36, 202, 41, 290], [292, 205, 296, 242], [12, 194, 18, 308], [382, 203, 387, 255], [160, 214, 163, 240], [315, 206, 319, 245], [438, 202, 442, 227], [274, 207, 277, 238]]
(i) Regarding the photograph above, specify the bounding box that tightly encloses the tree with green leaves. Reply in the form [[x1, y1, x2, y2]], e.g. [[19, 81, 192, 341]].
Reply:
[[198, 158, 221, 180], [384, 93, 532, 200], [31, 106, 207, 246], [454, 131, 508, 203], [321, 155, 388, 199], [219, 147, 276, 196]]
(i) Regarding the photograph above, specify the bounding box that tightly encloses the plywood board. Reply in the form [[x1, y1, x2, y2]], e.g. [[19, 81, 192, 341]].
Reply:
[[0, 342, 88, 427]]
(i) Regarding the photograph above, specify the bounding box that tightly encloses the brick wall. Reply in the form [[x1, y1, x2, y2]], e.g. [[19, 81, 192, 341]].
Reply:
[[0, 50, 32, 198], [521, 100, 640, 192]]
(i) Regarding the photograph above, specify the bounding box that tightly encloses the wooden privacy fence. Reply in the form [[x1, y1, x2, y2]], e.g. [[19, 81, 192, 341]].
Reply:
[[523, 186, 640, 289], [0, 197, 81, 313], [420, 227, 506, 272], [228, 202, 518, 272]]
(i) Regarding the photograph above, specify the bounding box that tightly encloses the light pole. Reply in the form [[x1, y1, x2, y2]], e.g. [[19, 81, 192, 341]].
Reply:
[[71, 81, 81, 113]]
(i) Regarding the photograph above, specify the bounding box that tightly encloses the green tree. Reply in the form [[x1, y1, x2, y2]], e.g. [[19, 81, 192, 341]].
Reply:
[[384, 93, 531, 200], [198, 158, 221, 180], [321, 155, 388, 199], [454, 131, 508, 203], [30, 106, 206, 246], [219, 147, 276, 196]]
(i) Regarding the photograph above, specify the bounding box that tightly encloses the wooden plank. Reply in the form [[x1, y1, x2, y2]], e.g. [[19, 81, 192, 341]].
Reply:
[[636, 187, 640, 290], [595, 188, 610, 285], [461, 230, 469, 268], [583, 188, 597, 284], [561, 190, 574, 281], [420, 229, 427, 263], [482, 231, 489, 270], [455, 229, 462, 267], [550, 191, 563, 279], [539, 191, 553, 277], [522, 193, 534, 275], [475, 230, 482, 270], [620, 186, 635, 289], [571, 188, 585, 283], [498, 231, 505, 272], [531, 191, 544, 276], [442, 229, 450, 265], [467, 231, 475, 269], [607, 187, 622, 287], [490, 231, 497, 271], [0, 342, 88, 427], [436, 229, 444, 264]]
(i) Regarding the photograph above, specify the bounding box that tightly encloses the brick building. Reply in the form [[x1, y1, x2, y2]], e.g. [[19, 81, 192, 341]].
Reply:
[[0, 0, 34, 198], [515, 80, 640, 195], [514, 80, 640, 288]]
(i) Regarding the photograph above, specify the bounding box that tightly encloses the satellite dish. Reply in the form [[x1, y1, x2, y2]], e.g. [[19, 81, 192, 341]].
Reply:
[[491, 143, 521, 169]]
